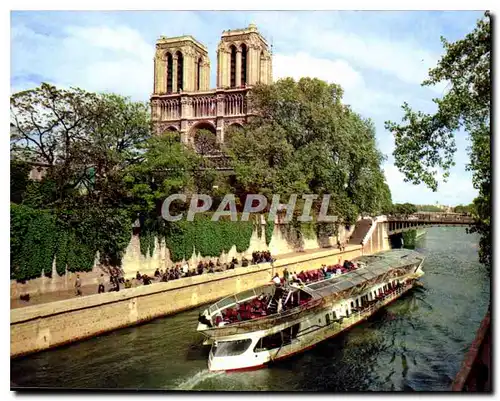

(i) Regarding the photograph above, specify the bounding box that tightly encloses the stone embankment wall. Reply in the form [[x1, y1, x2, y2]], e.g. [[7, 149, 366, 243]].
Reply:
[[11, 245, 368, 358], [11, 221, 357, 299]]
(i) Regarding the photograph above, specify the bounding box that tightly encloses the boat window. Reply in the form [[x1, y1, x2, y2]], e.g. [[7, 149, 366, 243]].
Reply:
[[216, 296, 237, 310], [213, 339, 253, 357], [235, 289, 255, 303], [255, 332, 282, 351]]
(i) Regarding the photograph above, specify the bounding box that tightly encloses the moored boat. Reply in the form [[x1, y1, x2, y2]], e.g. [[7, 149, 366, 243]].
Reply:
[[197, 249, 425, 372]]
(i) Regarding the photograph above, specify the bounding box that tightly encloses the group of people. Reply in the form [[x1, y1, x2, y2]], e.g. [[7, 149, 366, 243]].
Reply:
[[252, 251, 274, 264], [130, 252, 275, 288], [271, 260, 359, 288], [82, 250, 276, 296]]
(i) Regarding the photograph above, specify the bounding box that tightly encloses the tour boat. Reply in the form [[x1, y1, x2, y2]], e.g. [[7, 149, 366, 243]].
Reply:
[[197, 249, 425, 372]]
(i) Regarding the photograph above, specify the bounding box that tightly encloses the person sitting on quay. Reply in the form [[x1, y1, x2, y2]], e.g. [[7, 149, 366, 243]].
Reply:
[[124, 279, 132, 289], [241, 257, 249, 267], [136, 271, 142, 280], [229, 260, 236, 270], [216, 258, 221, 267], [154, 268, 160, 278], [142, 275, 152, 285], [231, 257, 239, 266], [98, 273, 105, 294], [197, 261, 204, 276], [209, 260, 215, 269], [182, 262, 189, 277], [161, 270, 169, 282], [109, 274, 120, 292], [75, 274, 82, 296]]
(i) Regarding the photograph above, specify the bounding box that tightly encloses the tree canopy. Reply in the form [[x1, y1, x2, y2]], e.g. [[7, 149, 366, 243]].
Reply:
[[225, 77, 393, 224], [385, 12, 491, 267]]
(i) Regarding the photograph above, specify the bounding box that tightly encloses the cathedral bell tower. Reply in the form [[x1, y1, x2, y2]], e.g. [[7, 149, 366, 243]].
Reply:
[[216, 23, 272, 89], [153, 35, 210, 94]]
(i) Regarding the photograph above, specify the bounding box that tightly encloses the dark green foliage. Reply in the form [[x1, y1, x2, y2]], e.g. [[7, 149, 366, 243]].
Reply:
[[390, 203, 418, 215], [402, 230, 417, 249], [160, 214, 254, 262], [416, 204, 445, 212], [10, 160, 31, 204], [265, 221, 274, 246], [225, 77, 392, 220], [10, 204, 96, 281]]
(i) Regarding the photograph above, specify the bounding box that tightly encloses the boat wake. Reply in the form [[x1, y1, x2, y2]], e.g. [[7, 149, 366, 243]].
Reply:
[[174, 369, 224, 390]]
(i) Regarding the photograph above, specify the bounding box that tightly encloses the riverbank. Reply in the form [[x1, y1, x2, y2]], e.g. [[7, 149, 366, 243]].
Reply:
[[11, 244, 365, 358], [11, 227, 489, 391]]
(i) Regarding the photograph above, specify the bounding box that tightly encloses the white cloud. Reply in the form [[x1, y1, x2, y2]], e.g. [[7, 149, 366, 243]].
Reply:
[[273, 52, 364, 90], [383, 163, 477, 206], [11, 24, 153, 101]]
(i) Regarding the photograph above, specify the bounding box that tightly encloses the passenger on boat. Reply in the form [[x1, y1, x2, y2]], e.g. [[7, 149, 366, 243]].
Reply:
[[272, 273, 281, 286], [283, 268, 290, 283]]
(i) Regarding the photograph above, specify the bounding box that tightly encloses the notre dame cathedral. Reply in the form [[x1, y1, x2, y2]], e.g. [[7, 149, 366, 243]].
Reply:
[[150, 24, 273, 145]]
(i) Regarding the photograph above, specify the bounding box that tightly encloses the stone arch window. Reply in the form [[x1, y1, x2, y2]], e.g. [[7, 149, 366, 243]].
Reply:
[[191, 122, 218, 155], [162, 99, 180, 119], [230, 45, 237, 88], [176, 51, 184, 91], [224, 93, 245, 115], [192, 96, 217, 117], [166, 52, 173, 93], [196, 57, 202, 90], [241, 43, 247, 87]]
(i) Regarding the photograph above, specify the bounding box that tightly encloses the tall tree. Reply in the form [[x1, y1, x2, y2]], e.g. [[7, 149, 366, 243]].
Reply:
[[225, 77, 391, 223], [385, 12, 491, 267]]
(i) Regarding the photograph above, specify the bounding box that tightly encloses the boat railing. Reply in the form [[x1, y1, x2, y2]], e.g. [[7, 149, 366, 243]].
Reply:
[[207, 284, 273, 318], [207, 297, 325, 335]]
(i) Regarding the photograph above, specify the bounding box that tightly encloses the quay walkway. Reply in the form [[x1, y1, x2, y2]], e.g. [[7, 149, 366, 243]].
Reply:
[[10, 246, 358, 310]]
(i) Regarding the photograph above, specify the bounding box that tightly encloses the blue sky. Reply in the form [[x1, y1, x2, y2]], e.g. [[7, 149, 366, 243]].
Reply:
[[10, 10, 485, 206]]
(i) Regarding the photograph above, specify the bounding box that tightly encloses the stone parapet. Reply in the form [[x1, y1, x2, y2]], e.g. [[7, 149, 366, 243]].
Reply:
[[11, 246, 363, 358]]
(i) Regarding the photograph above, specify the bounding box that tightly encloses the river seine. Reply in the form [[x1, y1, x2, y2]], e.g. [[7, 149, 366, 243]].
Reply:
[[11, 227, 490, 391]]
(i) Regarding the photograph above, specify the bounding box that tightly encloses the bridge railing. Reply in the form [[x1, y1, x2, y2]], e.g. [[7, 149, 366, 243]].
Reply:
[[387, 213, 474, 223]]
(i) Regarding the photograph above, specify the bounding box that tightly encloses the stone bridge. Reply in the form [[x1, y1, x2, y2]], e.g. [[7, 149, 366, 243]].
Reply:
[[387, 213, 474, 235]]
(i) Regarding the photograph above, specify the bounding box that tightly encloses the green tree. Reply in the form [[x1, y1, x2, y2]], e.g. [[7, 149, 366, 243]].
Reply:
[[10, 83, 152, 272], [385, 13, 490, 267], [225, 77, 391, 223]]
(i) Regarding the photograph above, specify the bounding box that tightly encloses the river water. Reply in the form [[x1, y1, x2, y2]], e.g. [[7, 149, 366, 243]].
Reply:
[[11, 227, 490, 391]]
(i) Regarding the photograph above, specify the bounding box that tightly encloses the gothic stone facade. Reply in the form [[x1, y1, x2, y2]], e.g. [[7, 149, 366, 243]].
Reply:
[[151, 24, 273, 144]]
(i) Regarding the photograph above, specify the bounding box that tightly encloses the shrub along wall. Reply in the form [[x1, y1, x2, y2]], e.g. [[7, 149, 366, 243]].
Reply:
[[139, 214, 264, 262], [10, 204, 95, 282]]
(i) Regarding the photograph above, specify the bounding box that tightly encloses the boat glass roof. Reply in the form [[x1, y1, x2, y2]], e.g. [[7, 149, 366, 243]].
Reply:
[[304, 249, 424, 299]]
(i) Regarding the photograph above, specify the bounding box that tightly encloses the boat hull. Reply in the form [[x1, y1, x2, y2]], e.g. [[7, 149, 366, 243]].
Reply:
[[207, 277, 421, 372]]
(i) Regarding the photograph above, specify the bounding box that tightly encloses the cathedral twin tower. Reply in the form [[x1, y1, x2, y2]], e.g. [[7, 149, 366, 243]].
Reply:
[[151, 24, 272, 144]]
